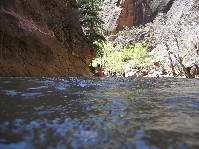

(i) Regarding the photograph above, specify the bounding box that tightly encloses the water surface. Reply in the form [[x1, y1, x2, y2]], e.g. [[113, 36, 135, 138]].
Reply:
[[0, 77, 199, 149]]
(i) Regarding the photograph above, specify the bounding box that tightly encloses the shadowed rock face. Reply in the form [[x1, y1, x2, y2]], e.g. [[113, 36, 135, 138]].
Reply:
[[102, 0, 174, 32], [0, 0, 93, 77]]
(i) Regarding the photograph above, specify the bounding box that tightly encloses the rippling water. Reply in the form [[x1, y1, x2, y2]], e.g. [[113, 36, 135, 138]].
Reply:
[[0, 77, 199, 149]]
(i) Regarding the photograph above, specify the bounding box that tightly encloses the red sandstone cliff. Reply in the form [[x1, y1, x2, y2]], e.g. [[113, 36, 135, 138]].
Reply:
[[102, 0, 174, 32], [0, 0, 93, 76]]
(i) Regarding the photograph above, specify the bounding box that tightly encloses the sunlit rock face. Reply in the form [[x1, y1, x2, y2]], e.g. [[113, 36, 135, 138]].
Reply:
[[0, 0, 93, 77], [152, 0, 199, 77], [102, 0, 174, 32]]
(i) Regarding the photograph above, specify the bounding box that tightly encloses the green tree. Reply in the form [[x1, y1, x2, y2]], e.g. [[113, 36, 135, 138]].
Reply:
[[78, 0, 105, 55]]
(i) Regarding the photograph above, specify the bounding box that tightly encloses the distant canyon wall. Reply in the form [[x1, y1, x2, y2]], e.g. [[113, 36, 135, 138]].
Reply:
[[0, 0, 93, 76], [109, 0, 199, 77], [102, 0, 174, 32]]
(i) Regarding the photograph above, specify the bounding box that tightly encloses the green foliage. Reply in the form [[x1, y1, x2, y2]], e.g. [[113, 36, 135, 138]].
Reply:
[[131, 43, 147, 64], [93, 41, 148, 71], [78, 0, 105, 53]]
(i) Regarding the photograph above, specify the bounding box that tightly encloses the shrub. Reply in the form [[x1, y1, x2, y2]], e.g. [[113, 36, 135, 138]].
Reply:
[[92, 41, 148, 71]]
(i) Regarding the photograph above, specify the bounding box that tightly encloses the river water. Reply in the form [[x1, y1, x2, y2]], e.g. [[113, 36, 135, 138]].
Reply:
[[0, 77, 198, 149]]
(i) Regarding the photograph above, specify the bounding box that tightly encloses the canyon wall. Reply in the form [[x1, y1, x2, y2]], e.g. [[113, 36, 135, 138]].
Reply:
[[0, 0, 93, 76], [102, 0, 174, 32], [110, 0, 199, 77]]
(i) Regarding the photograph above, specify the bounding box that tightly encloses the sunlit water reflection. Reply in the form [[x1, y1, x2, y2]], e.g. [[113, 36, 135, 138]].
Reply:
[[0, 77, 199, 149]]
